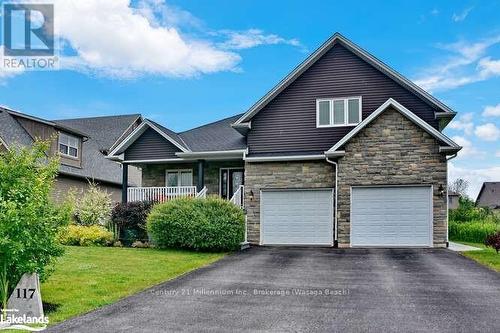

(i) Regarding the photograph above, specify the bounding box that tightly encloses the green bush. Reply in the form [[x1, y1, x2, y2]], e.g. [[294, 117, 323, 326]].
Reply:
[[58, 225, 114, 246], [147, 196, 245, 251], [74, 183, 112, 226], [449, 197, 499, 223], [111, 201, 153, 245], [449, 220, 500, 243]]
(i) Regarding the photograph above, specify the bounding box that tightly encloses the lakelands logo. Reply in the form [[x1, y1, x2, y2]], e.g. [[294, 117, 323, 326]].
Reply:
[[0, 309, 48, 331], [1, 2, 59, 71]]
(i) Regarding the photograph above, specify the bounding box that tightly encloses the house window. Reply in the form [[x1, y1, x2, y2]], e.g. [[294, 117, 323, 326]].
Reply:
[[316, 97, 362, 127], [165, 170, 193, 187], [58, 133, 79, 158]]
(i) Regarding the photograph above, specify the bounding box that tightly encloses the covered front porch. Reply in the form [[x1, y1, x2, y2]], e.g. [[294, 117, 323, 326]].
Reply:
[[122, 160, 245, 207]]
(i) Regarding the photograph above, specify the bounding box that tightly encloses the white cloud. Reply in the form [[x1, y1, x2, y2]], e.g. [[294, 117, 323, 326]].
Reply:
[[475, 123, 500, 141], [483, 104, 500, 117], [0, 47, 25, 83], [218, 29, 304, 50], [452, 135, 484, 157], [2, 0, 302, 80], [496, 150, 500, 157], [414, 36, 500, 92], [448, 112, 474, 135], [452, 7, 473, 22], [449, 162, 500, 199]]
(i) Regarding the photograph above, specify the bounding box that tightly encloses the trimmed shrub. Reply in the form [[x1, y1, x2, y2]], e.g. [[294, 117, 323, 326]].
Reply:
[[449, 220, 500, 243], [58, 225, 114, 246], [485, 232, 500, 254], [111, 201, 153, 245], [147, 196, 245, 251]]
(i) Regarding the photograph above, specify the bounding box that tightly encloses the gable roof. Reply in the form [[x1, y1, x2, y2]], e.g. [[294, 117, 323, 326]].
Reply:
[[233, 33, 456, 126], [325, 98, 461, 156], [109, 114, 247, 160], [476, 182, 500, 208]]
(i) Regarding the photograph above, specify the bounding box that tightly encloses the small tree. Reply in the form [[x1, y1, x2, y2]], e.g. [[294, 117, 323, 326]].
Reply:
[[74, 182, 112, 226], [0, 141, 69, 315], [449, 178, 469, 198], [485, 232, 500, 254]]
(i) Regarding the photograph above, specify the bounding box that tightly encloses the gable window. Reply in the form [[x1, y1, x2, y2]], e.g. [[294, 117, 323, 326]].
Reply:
[[316, 97, 362, 127], [58, 133, 79, 158], [165, 169, 193, 187]]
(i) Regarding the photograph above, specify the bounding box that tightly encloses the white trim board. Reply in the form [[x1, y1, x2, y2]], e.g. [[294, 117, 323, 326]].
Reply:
[[233, 33, 454, 126], [326, 98, 461, 155]]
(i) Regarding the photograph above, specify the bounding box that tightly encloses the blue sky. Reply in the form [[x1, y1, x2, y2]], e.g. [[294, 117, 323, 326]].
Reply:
[[1, 0, 500, 198]]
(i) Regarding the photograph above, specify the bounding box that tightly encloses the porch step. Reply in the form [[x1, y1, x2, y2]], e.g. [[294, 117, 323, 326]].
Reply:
[[240, 241, 250, 250]]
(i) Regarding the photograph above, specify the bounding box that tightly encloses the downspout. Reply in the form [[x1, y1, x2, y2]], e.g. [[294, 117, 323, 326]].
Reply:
[[325, 157, 338, 247]]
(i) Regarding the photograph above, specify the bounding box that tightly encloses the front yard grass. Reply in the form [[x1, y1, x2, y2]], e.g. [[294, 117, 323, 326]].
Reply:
[[41, 246, 225, 324], [456, 241, 500, 272]]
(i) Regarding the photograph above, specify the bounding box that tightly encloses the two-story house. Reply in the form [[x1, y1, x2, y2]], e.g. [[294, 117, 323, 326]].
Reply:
[[0, 107, 142, 202], [107, 33, 461, 248]]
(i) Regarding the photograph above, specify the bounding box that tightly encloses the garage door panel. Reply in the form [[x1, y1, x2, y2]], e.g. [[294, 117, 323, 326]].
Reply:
[[261, 190, 333, 245], [351, 186, 432, 247]]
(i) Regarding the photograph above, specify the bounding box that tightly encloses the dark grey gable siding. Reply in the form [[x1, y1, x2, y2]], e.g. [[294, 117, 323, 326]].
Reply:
[[247, 43, 440, 155], [125, 127, 181, 160]]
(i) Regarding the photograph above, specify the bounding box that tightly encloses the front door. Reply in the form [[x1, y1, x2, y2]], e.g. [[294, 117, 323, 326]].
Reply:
[[220, 169, 244, 200]]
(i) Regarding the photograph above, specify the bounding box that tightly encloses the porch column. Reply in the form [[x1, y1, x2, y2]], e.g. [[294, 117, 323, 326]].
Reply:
[[197, 160, 205, 192], [122, 163, 128, 203]]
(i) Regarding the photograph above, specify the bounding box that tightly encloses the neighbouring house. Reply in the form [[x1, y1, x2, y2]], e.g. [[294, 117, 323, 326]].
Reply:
[[0, 107, 142, 202], [448, 191, 461, 210], [476, 182, 500, 210], [108, 33, 461, 248]]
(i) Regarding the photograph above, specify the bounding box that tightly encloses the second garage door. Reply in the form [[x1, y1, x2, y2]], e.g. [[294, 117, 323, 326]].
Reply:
[[261, 189, 333, 245], [351, 186, 432, 247]]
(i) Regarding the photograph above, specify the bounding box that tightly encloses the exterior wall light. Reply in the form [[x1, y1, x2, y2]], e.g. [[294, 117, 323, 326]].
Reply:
[[249, 190, 254, 201], [438, 184, 445, 197]]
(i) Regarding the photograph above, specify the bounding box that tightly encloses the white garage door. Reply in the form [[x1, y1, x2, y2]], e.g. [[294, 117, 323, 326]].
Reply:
[[351, 186, 432, 247], [261, 189, 333, 245]]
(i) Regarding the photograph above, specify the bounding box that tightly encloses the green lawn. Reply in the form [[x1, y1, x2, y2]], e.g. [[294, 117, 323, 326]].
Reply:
[[41, 246, 225, 324], [456, 242, 500, 272]]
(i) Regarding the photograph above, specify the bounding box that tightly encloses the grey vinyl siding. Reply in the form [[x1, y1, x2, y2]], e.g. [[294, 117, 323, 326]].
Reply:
[[247, 43, 440, 155], [125, 128, 181, 160]]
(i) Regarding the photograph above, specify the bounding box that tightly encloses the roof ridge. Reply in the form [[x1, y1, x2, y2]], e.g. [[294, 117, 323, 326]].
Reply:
[[54, 113, 141, 122]]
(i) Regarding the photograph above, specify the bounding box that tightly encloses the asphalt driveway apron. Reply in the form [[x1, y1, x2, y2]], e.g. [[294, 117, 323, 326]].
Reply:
[[48, 247, 500, 333]]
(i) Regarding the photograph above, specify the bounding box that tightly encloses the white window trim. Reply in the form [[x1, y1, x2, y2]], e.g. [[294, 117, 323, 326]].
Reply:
[[58, 133, 80, 159], [165, 169, 193, 187], [316, 96, 362, 128]]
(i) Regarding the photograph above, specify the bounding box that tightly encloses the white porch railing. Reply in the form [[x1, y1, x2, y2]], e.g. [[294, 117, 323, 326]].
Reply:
[[229, 185, 244, 209], [128, 186, 197, 203], [196, 186, 208, 198]]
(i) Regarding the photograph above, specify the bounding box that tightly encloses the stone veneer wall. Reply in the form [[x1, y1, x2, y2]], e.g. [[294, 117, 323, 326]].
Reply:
[[336, 107, 448, 247], [141, 160, 244, 195], [244, 161, 335, 244]]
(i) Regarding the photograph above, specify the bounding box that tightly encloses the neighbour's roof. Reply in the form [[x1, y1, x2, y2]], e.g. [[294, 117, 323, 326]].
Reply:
[[476, 182, 500, 209], [54, 114, 141, 185], [0, 109, 34, 148]]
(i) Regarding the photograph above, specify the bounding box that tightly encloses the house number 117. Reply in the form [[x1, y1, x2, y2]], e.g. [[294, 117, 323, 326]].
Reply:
[[16, 288, 36, 299]]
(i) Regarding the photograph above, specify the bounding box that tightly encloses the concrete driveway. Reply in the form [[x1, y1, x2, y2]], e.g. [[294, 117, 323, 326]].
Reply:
[[49, 247, 500, 333]]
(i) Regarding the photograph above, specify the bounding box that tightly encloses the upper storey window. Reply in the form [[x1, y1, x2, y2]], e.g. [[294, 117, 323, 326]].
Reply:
[[59, 133, 79, 158], [316, 97, 362, 127]]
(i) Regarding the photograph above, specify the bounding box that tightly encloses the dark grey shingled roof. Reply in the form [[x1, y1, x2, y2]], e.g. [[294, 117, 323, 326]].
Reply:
[[54, 114, 141, 185], [476, 182, 500, 209], [177, 114, 246, 152], [0, 109, 34, 147]]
